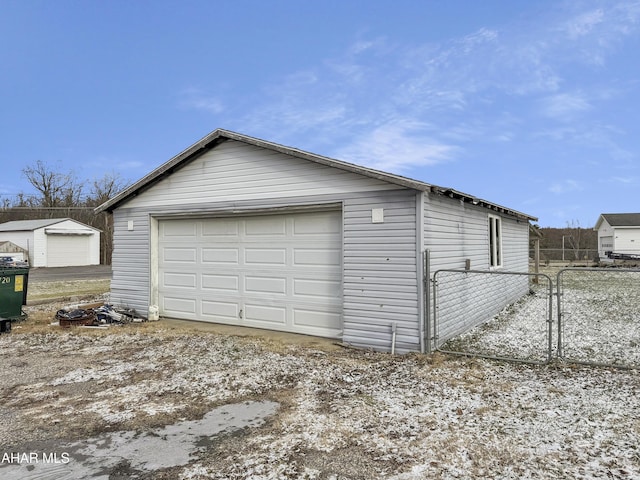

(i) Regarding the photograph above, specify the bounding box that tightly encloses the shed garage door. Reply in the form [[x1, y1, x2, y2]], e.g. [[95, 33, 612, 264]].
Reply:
[[158, 211, 342, 338], [47, 234, 91, 267]]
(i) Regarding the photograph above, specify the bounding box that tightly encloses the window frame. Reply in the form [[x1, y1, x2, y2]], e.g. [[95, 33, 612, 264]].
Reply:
[[488, 214, 503, 269]]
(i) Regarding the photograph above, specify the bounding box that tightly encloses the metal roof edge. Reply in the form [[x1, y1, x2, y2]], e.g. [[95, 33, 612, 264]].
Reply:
[[429, 186, 538, 222]]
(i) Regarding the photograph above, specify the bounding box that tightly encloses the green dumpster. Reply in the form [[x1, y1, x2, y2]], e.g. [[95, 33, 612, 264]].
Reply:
[[0, 267, 29, 320]]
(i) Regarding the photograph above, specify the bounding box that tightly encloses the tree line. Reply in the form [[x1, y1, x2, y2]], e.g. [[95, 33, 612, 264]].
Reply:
[[0, 160, 130, 264], [534, 221, 598, 262]]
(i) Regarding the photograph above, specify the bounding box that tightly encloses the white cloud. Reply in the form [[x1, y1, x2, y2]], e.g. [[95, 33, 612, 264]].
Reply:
[[235, 1, 639, 184], [555, 2, 640, 65], [564, 9, 605, 39], [609, 176, 638, 185], [178, 88, 224, 114], [335, 121, 456, 172], [549, 179, 582, 194], [539, 92, 592, 120]]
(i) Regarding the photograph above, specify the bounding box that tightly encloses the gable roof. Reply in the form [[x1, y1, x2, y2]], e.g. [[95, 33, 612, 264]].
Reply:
[[95, 128, 537, 222], [0, 218, 99, 232], [596, 213, 640, 229]]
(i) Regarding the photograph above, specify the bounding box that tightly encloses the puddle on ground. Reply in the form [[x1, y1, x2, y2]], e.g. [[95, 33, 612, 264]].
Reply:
[[0, 400, 279, 479]]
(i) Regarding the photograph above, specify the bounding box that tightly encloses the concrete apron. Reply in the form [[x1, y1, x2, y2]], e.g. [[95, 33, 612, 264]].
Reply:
[[157, 317, 343, 351]]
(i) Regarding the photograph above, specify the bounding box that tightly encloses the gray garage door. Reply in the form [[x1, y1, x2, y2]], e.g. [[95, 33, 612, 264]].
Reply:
[[158, 211, 342, 338]]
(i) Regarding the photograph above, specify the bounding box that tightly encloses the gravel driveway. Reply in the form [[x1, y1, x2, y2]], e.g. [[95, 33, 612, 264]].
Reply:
[[0, 292, 639, 478]]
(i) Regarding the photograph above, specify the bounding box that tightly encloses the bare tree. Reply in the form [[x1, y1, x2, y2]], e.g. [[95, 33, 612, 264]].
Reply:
[[22, 160, 83, 209], [85, 172, 130, 264], [86, 172, 128, 207], [563, 220, 592, 261]]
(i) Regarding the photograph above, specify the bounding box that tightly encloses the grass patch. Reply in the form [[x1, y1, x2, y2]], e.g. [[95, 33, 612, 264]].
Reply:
[[27, 279, 110, 302]]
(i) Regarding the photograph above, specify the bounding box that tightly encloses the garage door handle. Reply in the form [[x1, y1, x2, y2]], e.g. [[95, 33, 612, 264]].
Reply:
[[239, 309, 243, 319]]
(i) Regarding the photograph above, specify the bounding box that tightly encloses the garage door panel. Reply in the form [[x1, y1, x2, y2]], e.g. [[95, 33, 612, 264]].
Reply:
[[202, 248, 239, 264], [163, 221, 197, 237], [245, 217, 286, 236], [163, 247, 197, 263], [158, 211, 342, 338], [293, 309, 341, 331], [163, 297, 197, 315], [245, 304, 287, 325], [163, 272, 197, 288], [202, 300, 239, 320], [202, 274, 239, 292], [202, 219, 239, 237], [293, 212, 341, 235], [294, 248, 341, 266], [245, 248, 287, 265], [245, 276, 287, 295], [293, 278, 341, 299]]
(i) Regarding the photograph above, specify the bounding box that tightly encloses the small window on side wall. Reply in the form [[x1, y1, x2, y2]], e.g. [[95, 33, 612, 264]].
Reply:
[[489, 215, 502, 268]]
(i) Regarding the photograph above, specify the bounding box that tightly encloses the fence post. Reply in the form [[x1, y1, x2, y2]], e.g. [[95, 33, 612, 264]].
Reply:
[[547, 274, 554, 363], [424, 250, 431, 354], [556, 270, 563, 358], [432, 271, 438, 349]]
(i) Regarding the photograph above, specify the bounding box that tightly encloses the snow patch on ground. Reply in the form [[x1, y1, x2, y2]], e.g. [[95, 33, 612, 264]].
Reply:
[[1, 323, 639, 478]]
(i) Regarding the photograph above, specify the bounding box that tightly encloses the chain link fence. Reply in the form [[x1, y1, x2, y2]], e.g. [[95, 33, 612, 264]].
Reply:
[[431, 267, 640, 368], [433, 270, 553, 364], [557, 268, 640, 368], [529, 248, 599, 263]]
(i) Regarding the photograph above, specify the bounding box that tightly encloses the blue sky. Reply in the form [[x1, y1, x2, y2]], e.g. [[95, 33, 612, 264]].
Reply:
[[1, 0, 639, 227]]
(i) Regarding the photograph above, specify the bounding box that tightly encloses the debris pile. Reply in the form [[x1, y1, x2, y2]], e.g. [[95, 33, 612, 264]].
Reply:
[[54, 303, 144, 328], [55, 308, 96, 327]]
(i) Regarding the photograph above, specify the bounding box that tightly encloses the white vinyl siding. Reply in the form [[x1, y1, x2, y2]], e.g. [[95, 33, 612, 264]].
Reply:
[[424, 194, 530, 345], [110, 210, 151, 313], [125, 140, 399, 209], [342, 189, 420, 353], [424, 193, 489, 272]]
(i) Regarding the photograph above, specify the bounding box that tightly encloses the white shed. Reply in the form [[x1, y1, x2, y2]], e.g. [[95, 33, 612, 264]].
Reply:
[[0, 218, 101, 267], [97, 129, 537, 353], [594, 213, 640, 260]]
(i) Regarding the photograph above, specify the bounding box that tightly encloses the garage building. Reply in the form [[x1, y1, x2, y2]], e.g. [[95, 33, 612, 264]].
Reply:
[[0, 218, 101, 267], [97, 129, 536, 353]]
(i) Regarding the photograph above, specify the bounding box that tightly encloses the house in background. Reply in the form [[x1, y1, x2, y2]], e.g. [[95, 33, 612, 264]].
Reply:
[[0, 218, 101, 267], [97, 129, 537, 353], [594, 213, 640, 261]]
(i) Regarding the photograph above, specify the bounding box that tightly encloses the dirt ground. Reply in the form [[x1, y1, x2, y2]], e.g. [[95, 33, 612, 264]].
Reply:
[[1, 291, 640, 478]]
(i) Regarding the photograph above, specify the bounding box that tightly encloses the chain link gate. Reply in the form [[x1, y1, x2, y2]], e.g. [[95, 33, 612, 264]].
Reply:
[[430, 266, 640, 368], [557, 267, 640, 369], [432, 269, 554, 364]]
